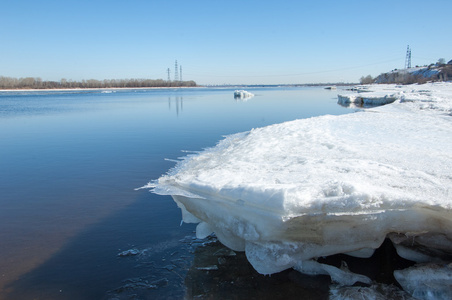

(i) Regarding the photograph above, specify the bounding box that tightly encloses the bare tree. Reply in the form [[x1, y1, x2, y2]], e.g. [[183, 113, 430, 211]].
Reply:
[[360, 75, 374, 84], [0, 76, 197, 89]]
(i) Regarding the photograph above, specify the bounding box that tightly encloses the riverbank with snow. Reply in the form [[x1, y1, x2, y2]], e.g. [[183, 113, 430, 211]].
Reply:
[[146, 82, 452, 299]]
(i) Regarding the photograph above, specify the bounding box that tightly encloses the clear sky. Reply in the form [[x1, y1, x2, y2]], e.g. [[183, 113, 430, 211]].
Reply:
[[1, 0, 451, 85]]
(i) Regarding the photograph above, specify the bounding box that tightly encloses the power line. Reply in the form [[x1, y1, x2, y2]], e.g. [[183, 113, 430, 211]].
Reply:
[[184, 58, 403, 78]]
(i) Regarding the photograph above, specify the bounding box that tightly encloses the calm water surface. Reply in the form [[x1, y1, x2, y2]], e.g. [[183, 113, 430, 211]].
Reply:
[[0, 87, 350, 299]]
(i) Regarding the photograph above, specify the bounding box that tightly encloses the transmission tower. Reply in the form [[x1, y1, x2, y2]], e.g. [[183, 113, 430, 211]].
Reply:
[[405, 45, 411, 69], [174, 60, 179, 82], [180, 65, 182, 82], [167, 68, 171, 82]]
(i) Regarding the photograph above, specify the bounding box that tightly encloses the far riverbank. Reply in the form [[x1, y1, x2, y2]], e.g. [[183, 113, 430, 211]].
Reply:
[[0, 86, 204, 93]]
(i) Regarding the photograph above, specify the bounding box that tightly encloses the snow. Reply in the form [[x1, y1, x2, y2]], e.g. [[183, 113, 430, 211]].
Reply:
[[145, 83, 452, 295]]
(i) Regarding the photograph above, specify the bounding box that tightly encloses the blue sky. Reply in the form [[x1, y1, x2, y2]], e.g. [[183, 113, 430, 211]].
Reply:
[[1, 0, 451, 85]]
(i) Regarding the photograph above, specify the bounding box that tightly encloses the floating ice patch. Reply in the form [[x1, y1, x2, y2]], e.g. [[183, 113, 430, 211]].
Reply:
[[118, 248, 141, 257], [394, 263, 452, 300], [294, 260, 372, 286], [233, 90, 254, 100]]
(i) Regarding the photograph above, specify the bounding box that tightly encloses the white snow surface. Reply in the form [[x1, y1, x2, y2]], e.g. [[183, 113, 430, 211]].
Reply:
[[148, 83, 452, 281]]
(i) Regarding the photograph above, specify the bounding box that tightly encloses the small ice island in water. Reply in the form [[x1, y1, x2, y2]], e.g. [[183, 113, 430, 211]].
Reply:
[[234, 89, 254, 100], [144, 83, 452, 298]]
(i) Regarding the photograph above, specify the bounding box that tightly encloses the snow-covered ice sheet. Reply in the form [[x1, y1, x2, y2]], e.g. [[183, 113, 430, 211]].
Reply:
[[145, 83, 452, 288], [337, 90, 398, 107]]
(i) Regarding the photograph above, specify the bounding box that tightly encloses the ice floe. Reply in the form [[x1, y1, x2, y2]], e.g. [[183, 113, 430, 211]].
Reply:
[[145, 83, 452, 296], [233, 90, 254, 100], [394, 263, 452, 300], [118, 248, 141, 257], [337, 91, 397, 107]]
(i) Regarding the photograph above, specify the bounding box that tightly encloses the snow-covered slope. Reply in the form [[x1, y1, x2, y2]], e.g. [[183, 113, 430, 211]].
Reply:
[[374, 66, 443, 84], [144, 83, 452, 296]]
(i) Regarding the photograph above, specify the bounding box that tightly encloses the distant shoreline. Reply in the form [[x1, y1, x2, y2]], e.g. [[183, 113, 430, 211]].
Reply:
[[0, 83, 360, 92], [0, 86, 203, 92]]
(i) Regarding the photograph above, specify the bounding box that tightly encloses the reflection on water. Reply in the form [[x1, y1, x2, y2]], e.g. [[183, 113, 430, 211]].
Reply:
[[337, 101, 380, 109], [168, 96, 183, 116]]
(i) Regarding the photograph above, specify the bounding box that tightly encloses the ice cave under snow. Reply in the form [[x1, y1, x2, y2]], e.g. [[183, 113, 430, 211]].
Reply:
[[145, 83, 452, 299]]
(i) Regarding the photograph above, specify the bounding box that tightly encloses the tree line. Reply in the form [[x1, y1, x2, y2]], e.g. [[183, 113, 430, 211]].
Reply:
[[0, 76, 197, 89]]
